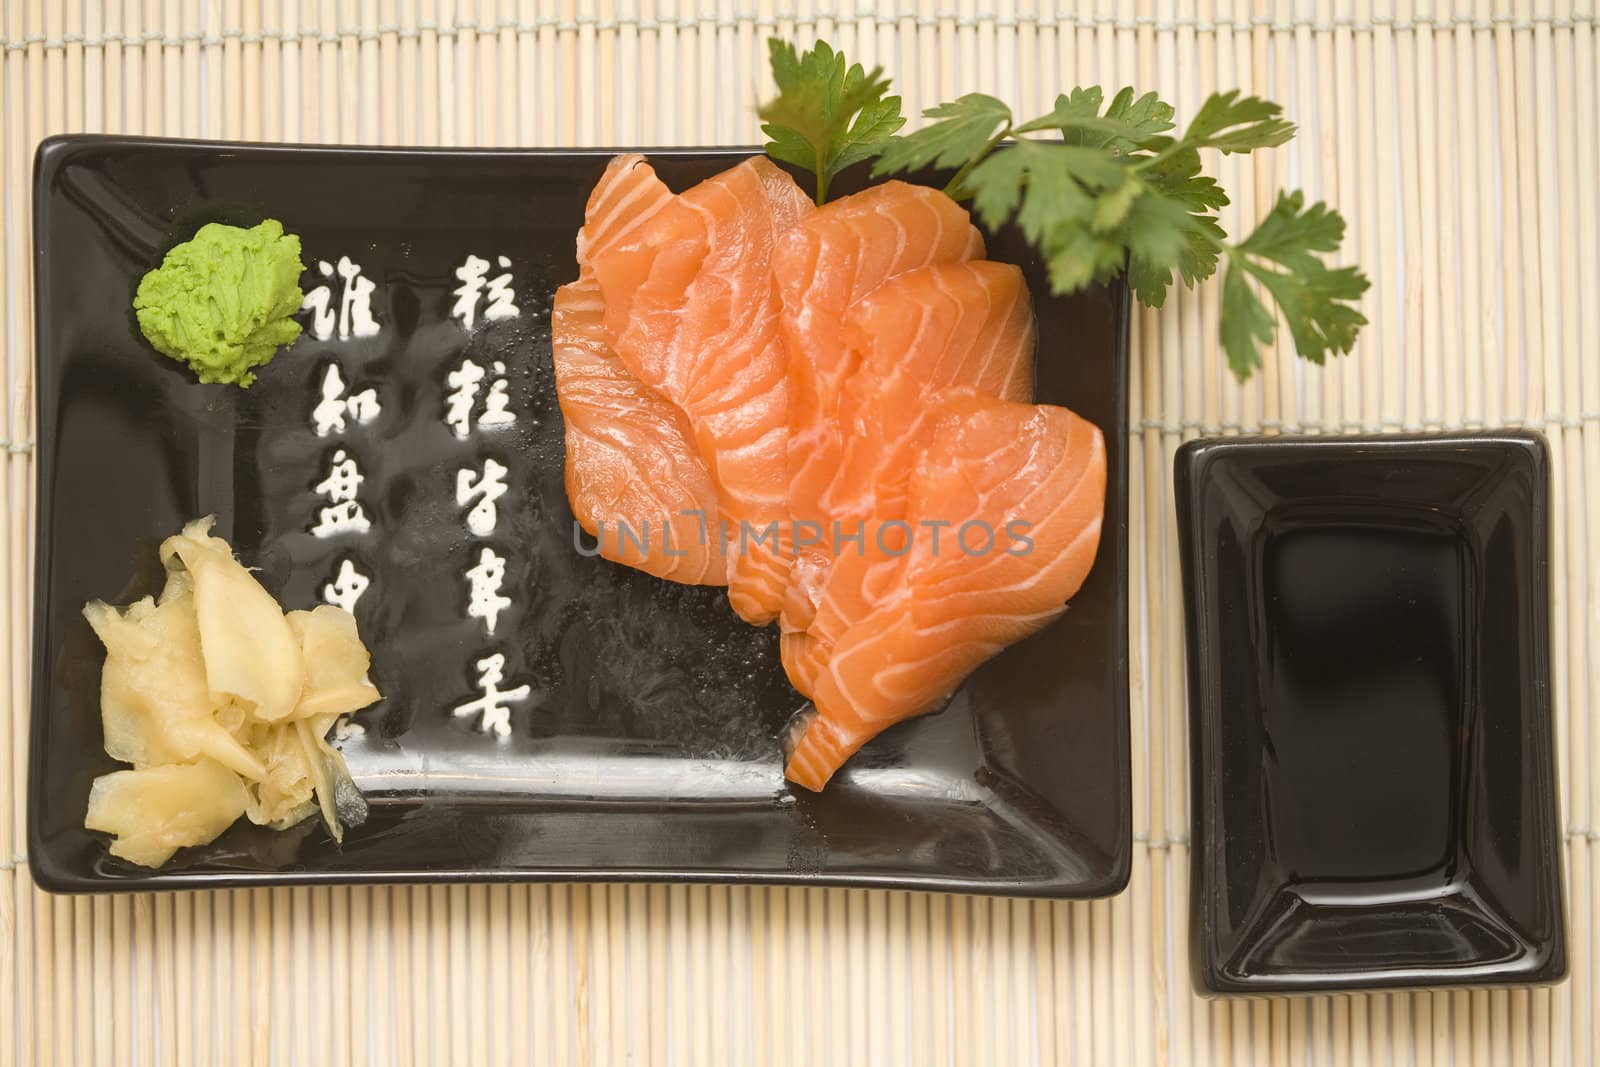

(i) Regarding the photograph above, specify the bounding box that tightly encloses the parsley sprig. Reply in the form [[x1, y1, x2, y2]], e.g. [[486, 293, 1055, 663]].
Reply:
[[758, 39, 905, 206], [759, 41, 1369, 381]]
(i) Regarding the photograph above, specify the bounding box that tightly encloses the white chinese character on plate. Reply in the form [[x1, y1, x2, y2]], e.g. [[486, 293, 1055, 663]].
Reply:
[[477, 361, 516, 429], [443, 358, 485, 439], [464, 547, 512, 635], [456, 458, 508, 537], [311, 449, 372, 537], [452, 652, 531, 737], [312, 362, 381, 436], [322, 558, 372, 612], [303, 257, 380, 341], [484, 256, 520, 321], [444, 359, 515, 436], [451, 254, 519, 329], [451, 254, 490, 330]]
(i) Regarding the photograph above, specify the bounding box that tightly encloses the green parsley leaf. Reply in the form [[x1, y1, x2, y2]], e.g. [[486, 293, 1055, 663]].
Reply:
[[832, 96, 908, 174], [1219, 267, 1279, 380], [1180, 89, 1296, 154], [758, 36, 1369, 382], [1142, 145, 1230, 212], [869, 94, 1014, 190], [1231, 189, 1352, 268], [1014, 86, 1176, 152], [759, 38, 905, 204], [963, 141, 1118, 241], [1042, 224, 1127, 294], [1119, 191, 1226, 306], [1220, 191, 1371, 378], [956, 134, 1230, 307], [1091, 174, 1144, 231]]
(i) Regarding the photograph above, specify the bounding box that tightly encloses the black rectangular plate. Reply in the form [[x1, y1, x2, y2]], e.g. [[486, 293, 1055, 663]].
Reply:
[[1177, 433, 1565, 993], [30, 135, 1130, 896]]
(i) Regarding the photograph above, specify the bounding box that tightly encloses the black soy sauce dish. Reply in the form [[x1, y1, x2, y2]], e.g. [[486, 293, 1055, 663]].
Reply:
[[1175, 432, 1565, 995]]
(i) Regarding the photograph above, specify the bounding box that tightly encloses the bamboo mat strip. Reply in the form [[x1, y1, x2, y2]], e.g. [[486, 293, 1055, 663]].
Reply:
[[1, 1, 1597, 1064]]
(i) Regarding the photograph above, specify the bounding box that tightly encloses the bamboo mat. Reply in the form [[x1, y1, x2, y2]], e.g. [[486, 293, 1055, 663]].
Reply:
[[1, 1, 1597, 1064]]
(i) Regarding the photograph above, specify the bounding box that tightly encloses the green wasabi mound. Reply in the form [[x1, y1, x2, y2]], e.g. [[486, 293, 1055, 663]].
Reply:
[[134, 219, 306, 387]]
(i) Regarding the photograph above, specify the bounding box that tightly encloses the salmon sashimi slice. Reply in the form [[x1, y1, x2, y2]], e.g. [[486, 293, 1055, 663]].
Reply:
[[552, 154, 726, 585], [776, 182, 985, 629], [823, 260, 1037, 525], [779, 630, 827, 700], [783, 260, 1038, 634], [574, 153, 676, 262], [785, 395, 1107, 792], [552, 279, 728, 584], [593, 156, 815, 624]]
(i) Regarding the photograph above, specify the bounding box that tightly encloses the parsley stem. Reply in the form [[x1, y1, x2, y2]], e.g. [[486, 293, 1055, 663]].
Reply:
[[942, 123, 1013, 201], [1129, 142, 1185, 174]]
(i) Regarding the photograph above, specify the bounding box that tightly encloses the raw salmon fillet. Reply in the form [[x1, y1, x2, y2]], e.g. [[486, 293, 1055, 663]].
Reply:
[[552, 154, 727, 585], [822, 260, 1037, 527], [593, 156, 815, 624], [785, 394, 1107, 791], [558, 153, 1109, 794], [775, 182, 985, 629], [781, 260, 1038, 686]]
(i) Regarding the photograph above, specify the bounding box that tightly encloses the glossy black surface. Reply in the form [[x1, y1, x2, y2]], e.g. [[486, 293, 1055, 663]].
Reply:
[[1176, 433, 1565, 994], [29, 136, 1130, 895]]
